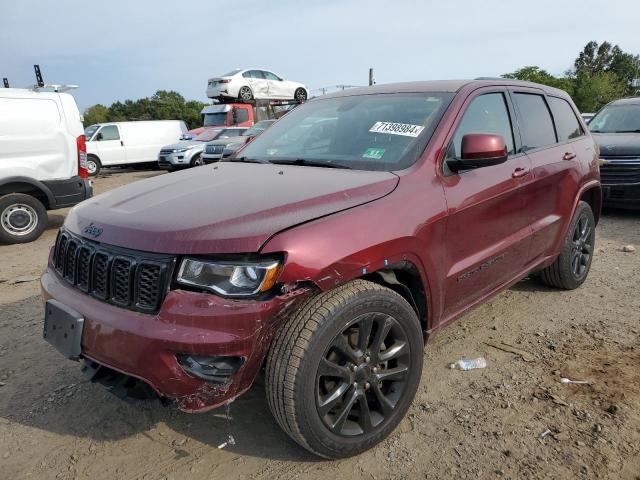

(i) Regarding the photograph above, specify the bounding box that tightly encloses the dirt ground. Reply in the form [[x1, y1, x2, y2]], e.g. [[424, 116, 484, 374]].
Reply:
[[1, 169, 639, 480]]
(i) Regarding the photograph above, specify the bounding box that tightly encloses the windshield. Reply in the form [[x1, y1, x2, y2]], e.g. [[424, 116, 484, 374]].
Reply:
[[244, 121, 274, 136], [203, 112, 228, 127], [84, 124, 100, 140], [220, 69, 242, 77], [589, 104, 640, 133], [238, 93, 453, 171], [194, 129, 223, 142]]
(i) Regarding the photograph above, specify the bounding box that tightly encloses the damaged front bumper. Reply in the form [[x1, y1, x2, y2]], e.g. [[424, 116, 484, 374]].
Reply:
[[41, 267, 312, 412]]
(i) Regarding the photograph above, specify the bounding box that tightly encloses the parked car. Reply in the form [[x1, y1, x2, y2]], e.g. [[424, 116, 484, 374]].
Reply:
[[204, 120, 276, 163], [589, 97, 640, 209], [206, 68, 308, 103], [158, 127, 247, 170], [85, 120, 187, 175], [0, 87, 91, 244], [42, 79, 600, 459]]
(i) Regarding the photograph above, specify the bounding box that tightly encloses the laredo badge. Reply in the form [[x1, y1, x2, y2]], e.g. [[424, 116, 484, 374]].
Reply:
[[82, 222, 103, 239]]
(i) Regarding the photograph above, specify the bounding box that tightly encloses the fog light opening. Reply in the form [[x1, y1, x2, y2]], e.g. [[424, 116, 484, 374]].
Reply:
[[176, 354, 244, 385]]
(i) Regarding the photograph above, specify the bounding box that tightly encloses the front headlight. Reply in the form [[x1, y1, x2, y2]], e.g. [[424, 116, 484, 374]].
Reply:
[[174, 146, 194, 153], [176, 258, 281, 297]]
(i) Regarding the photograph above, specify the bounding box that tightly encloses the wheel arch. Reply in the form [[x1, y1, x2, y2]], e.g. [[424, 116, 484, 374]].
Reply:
[[579, 184, 602, 225], [0, 177, 54, 209]]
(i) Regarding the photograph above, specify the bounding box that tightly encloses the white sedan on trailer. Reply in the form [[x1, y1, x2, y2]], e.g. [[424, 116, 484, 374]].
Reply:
[[206, 69, 308, 103]]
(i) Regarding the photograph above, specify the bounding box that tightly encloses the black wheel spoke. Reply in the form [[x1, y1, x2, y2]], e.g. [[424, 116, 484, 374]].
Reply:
[[357, 317, 373, 353], [371, 317, 392, 361], [318, 382, 350, 416], [379, 340, 408, 362], [357, 395, 374, 433], [374, 364, 409, 382], [331, 389, 358, 433], [318, 357, 351, 380], [371, 383, 394, 416], [333, 334, 360, 363]]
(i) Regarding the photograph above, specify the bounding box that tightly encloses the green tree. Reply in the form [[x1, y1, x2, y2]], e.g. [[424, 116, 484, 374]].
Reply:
[[571, 71, 626, 113], [502, 66, 573, 94], [83, 91, 208, 129], [83, 104, 110, 126]]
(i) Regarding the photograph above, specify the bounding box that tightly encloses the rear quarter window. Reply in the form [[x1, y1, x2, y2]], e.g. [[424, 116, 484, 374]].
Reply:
[[0, 97, 61, 136], [548, 97, 583, 142], [513, 93, 557, 150]]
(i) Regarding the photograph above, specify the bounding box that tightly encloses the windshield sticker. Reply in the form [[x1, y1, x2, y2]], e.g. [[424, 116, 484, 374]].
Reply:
[[363, 148, 386, 160], [369, 121, 424, 137]]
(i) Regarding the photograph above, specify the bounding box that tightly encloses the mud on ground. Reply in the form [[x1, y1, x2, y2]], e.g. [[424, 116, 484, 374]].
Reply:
[[0, 169, 639, 479]]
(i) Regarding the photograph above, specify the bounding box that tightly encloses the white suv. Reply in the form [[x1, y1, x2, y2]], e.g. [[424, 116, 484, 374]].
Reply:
[[0, 87, 92, 244]]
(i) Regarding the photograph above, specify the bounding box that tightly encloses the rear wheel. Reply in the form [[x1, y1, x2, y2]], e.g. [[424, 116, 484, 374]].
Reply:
[[538, 201, 595, 289], [86, 155, 101, 176], [294, 88, 308, 103], [238, 86, 254, 102], [266, 280, 423, 459], [0, 193, 48, 244]]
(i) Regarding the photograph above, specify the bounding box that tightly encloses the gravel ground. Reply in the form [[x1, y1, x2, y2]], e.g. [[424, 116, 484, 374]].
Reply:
[[0, 168, 639, 479]]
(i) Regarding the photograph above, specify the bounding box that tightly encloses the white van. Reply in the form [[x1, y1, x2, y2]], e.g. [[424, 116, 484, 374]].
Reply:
[[0, 87, 92, 244], [84, 120, 187, 175]]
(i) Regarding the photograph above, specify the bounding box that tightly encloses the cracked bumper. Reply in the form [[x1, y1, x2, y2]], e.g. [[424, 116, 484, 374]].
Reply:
[[41, 266, 311, 412]]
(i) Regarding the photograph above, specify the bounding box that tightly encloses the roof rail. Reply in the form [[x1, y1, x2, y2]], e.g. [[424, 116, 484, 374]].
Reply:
[[29, 84, 79, 93]]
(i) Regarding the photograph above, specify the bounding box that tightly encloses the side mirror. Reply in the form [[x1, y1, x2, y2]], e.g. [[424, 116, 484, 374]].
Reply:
[[448, 133, 508, 171], [180, 134, 194, 141], [96, 132, 103, 141]]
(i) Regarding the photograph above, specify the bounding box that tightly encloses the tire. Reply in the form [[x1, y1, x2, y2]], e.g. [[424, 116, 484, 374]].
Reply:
[[0, 193, 48, 244], [190, 154, 203, 167], [238, 86, 254, 103], [294, 88, 308, 103], [266, 279, 423, 459], [86, 155, 101, 176], [538, 201, 595, 290]]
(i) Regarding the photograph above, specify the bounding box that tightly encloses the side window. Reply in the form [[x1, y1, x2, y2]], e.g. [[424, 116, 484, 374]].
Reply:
[[548, 97, 583, 142], [250, 70, 265, 80], [263, 71, 280, 81], [98, 125, 120, 141], [451, 92, 515, 158], [513, 93, 556, 150], [234, 109, 249, 124]]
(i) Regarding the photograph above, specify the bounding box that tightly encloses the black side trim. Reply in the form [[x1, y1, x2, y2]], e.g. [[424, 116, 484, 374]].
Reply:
[[42, 176, 92, 208]]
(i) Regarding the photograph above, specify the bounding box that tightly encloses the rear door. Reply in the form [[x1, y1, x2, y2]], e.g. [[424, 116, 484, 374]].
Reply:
[[245, 70, 269, 99], [511, 89, 585, 262], [95, 125, 126, 165], [440, 88, 533, 319]]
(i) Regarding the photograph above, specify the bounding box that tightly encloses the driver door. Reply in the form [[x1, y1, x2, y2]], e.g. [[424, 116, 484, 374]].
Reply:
[[263, 70, 286, 99], [245, 70, 269, 99], [440, 89, 533, 320], [95, 125, 126, 165]]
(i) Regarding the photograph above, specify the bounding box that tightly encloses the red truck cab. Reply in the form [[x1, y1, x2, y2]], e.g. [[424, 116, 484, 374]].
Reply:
[[42, 79, 600, 460]]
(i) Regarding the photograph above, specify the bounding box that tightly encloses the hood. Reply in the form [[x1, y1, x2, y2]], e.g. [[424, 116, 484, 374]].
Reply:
[[593, 132, 640, 157], [65, 162, 399, 254], [207, 136, 244, 146], [162, 140, 204, 150]]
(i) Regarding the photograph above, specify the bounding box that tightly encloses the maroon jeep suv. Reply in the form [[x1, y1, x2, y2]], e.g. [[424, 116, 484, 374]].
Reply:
[[42, 79, 601, 459]]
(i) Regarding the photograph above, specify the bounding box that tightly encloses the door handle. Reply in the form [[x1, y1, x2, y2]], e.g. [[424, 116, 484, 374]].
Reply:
[[120, 140, 124, 146], [563, 152, 576, 161], [512, 167, 530, 178]]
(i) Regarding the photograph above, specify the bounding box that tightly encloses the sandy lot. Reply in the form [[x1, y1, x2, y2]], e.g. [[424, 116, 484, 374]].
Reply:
[[1, 169, 639, 479]]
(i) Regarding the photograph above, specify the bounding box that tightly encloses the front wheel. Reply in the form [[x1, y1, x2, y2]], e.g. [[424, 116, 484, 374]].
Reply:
[[538, 201, 596, 289], [266, 280, 423, 459], [190, 154, 203, 167], [0, 193, 48, 244], [294, 88, 308, 103]]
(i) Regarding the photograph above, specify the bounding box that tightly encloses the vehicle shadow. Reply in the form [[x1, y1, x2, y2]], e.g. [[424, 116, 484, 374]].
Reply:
[[0, 294, 318, 463]]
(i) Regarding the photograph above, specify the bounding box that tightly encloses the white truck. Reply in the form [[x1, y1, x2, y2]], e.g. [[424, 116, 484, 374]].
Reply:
[[84, 120, 187, 175], [0, 86, 92, 244]]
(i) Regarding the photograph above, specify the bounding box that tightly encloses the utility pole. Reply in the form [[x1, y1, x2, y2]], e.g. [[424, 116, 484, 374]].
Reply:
[[368, 68, 375, 86]]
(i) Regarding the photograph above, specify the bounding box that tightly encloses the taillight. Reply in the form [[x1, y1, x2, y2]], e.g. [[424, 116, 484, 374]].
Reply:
[[77, 135, 88, 179], [219, 79, 231, 84]]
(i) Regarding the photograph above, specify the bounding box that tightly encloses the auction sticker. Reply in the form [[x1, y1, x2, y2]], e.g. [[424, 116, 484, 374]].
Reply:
[[363, 148, 385, 159], [369, 121, 424, 137]]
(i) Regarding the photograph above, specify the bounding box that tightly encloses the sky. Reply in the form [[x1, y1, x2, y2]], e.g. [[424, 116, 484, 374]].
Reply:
[[1, 0, 639, 111]]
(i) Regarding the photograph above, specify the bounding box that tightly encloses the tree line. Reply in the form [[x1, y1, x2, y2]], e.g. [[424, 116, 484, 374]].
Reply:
[[503, 40, 639, 112], [83, 90, 207, 130]]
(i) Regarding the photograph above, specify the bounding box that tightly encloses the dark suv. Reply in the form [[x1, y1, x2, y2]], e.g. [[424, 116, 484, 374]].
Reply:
[[589, 97, 640, 208], [42, 79, 601, 459]]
